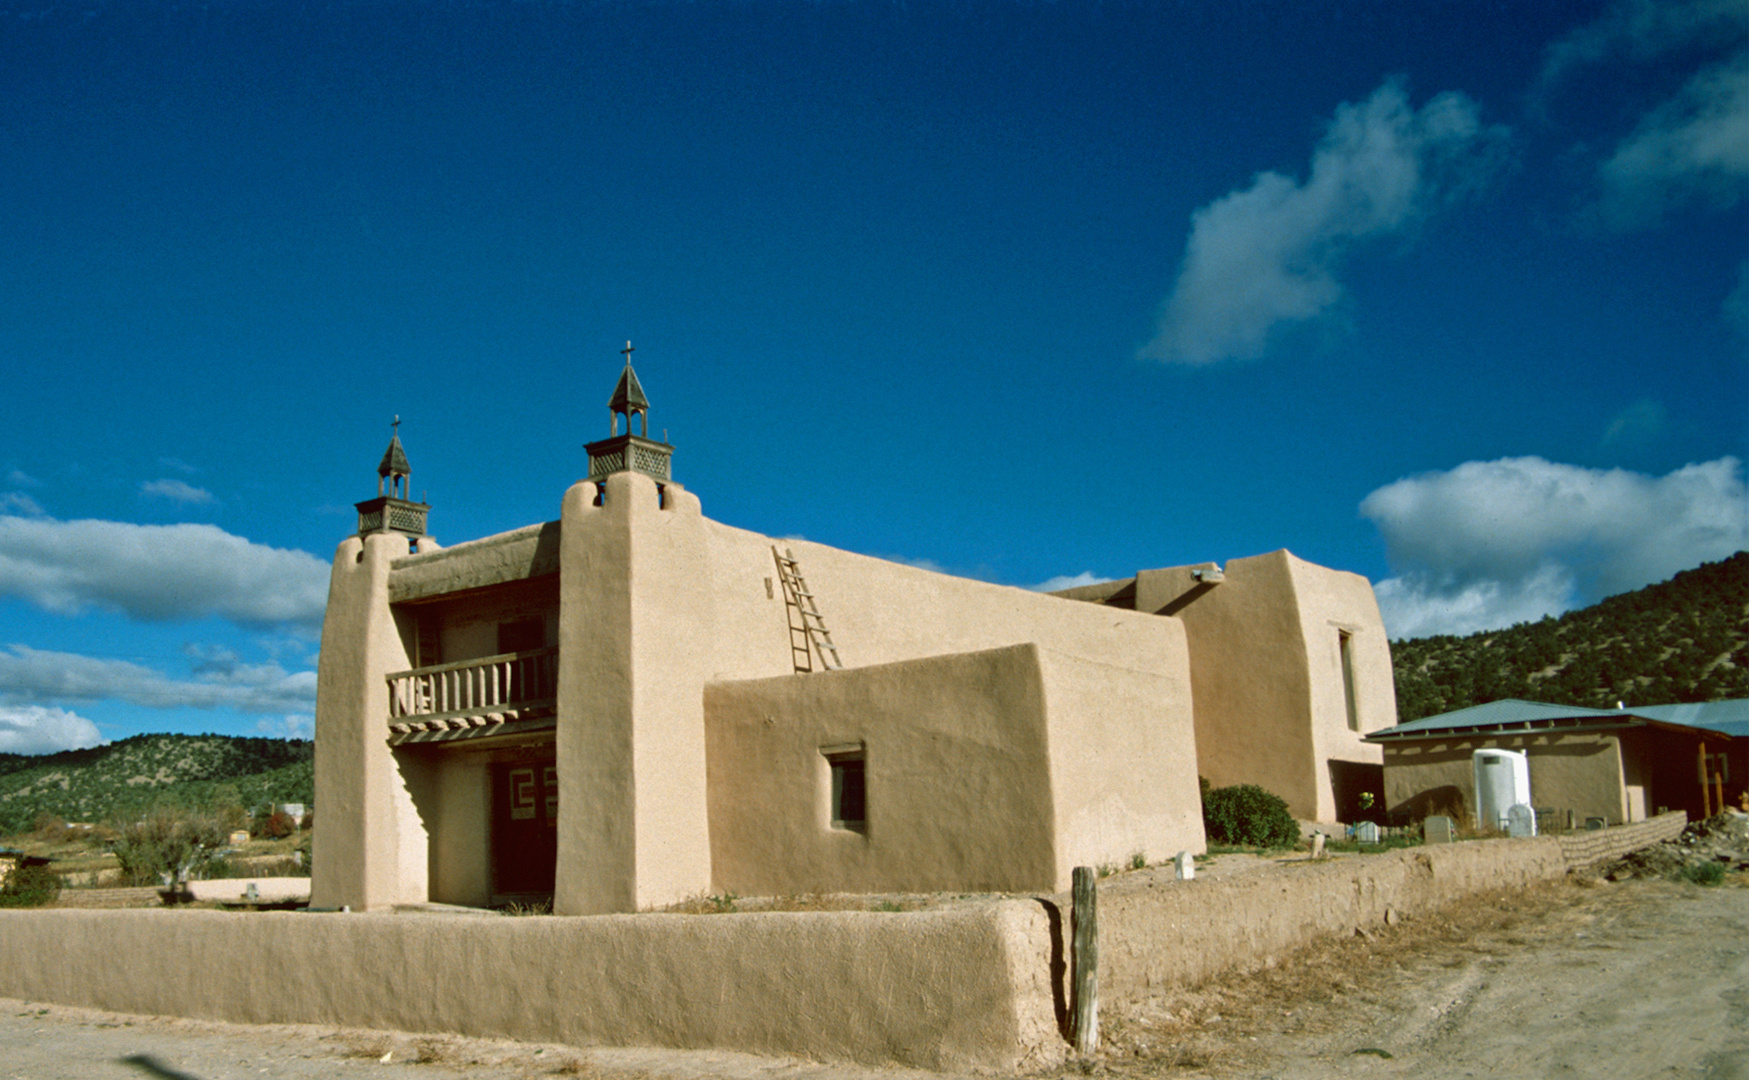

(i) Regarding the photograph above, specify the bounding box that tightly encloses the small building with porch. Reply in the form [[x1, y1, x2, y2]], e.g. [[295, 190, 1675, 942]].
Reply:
[[1368, 697, 1743, 828]]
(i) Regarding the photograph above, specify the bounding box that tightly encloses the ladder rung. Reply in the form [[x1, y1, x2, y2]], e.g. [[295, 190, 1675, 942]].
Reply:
[[773, 544, 842, 673]]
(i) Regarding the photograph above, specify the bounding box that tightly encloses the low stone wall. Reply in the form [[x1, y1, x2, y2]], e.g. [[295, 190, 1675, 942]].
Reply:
[[1095, 811, 1688, 999], [0, 814, 1688, 1067], [0, 902, 1062, 1071], [1095, 838, 1569, 997], [1556, 811, 1688, 866]]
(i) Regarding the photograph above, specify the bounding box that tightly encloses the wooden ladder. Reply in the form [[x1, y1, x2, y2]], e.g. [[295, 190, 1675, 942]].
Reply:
[[773, 546, 843, 672]]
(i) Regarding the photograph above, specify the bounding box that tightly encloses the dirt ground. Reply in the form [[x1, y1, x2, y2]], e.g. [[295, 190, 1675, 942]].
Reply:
[[1093, 872, 1749, 1079], [2, 873, 1743, 1080]]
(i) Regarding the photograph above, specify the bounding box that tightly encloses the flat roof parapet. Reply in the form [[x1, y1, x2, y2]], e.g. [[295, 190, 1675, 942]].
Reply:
[[389, 521, 560, 603]]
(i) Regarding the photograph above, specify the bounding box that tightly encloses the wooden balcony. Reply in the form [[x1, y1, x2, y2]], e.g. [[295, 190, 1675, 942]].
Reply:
[[386, 646, 557, 736]]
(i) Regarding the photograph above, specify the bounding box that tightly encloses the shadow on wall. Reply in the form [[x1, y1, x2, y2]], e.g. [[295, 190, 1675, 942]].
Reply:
[[1032, 897, 1070, 1041], [1393, 785, 1468, 827], [1328, 760, 1385, 823], [1156, 581, 1214, 617]]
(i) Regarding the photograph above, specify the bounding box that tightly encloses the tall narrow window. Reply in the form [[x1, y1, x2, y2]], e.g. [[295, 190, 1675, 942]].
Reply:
[[822, 743, 867, 833], [1339, 630, 1359, 732]]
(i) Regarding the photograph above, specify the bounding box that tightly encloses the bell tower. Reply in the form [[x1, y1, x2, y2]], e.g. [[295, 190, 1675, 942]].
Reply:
[[354, 417, 431, 539], [585, 342, 674, 490]]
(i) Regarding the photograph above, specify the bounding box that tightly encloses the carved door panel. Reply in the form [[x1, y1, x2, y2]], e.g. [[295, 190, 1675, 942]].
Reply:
[[492, 760, 557, 899]]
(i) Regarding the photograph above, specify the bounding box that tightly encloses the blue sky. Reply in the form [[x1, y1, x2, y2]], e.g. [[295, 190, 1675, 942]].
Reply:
[[0, 0, 1744, 753]]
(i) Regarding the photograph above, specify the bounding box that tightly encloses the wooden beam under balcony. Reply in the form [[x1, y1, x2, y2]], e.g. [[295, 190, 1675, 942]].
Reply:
[[385, 646, 558, 743]]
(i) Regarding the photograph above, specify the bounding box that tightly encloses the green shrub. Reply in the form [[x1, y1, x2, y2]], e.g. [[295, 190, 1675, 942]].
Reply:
[[110, 810, 229, 886], [1202, 784, 1300, 849], [1679, 861, 1726, 886], [205, 855, 303, 879], [0, 862, 62, 907]]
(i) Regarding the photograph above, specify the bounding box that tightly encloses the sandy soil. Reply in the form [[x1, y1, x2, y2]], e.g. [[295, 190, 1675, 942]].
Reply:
[[2, 874, 1743, 1080]]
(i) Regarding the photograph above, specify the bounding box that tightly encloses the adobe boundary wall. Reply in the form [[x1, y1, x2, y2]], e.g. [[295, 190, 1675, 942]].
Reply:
[[1097, 811, 1688, 998], [1555, 811, 1687, 866], [0, 902, 1063, 1072], [0, 813, 1685, 1067]]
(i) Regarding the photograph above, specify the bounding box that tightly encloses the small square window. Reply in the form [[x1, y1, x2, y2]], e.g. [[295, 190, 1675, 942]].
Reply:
[[822, 742, 866, 833]]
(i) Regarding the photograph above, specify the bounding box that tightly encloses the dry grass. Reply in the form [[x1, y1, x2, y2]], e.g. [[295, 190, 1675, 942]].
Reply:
[[659, 890, 921, 914], [318, 1028, 626, 1075], [662, 891, 742, 914], [413, 1036, 458, 1064], [1067, 876, 1628, 1077], [339, 1034, 394, 1060], [762, 891, 919, 913], [498, 899, 554, 916]]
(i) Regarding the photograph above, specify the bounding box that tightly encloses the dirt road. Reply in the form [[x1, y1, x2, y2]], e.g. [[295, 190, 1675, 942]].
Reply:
[[2, 876, 1743, 1080], [1100, 875, 1749, 1079]]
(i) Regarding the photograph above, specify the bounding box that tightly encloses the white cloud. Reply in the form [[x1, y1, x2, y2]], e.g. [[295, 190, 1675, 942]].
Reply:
[[1140, 80, 1504, 365], [0, 493, 44, 517], [1601, 399, 1668, 446], [1032, 572, 1110, 593], [878, 553, 951, 575], [1536, 0, 1749, 229], [1538, 0, 1745, 91], [140, 478, 215, 504], [6, 469, 39, 488], [0, 644, 316, 715], [0, 705, 105, 755], [1373, 566, 1578, 640], [0, 515, 328, 631], [1361, 455, 1749, 637], [256, 714, 314, 740], [1597, 50, 1749, 226], [1727, 260, 1749, 338]]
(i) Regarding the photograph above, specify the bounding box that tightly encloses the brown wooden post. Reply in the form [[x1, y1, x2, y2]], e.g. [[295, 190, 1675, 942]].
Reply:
[[1072, 865, 1099, 1055], [1700, 743, 1714, 818]]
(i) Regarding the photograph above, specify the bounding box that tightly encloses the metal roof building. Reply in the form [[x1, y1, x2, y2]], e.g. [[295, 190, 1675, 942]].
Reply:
[[1365, 697, 1745, 827]]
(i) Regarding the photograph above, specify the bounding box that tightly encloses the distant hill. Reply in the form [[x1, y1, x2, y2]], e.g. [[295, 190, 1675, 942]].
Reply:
[[1391, 552, 1749, 723], [6, 557, 1743, 828], [0, 733, 312, 836]]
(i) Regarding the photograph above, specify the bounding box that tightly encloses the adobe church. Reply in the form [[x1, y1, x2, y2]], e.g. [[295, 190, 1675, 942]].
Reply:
[[312, 350, 1396, 914]]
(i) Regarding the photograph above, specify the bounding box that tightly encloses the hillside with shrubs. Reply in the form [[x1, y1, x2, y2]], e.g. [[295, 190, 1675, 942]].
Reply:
[[1391, 552, 1749, 723], [0, 733, 311, 835]]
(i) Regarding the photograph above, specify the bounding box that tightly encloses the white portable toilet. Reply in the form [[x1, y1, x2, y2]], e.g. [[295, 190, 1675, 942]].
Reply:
[[1473, 749, 1532, 831]]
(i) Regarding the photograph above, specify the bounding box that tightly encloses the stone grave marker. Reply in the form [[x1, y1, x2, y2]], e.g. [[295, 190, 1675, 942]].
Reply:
[[1506, 803, 1536, 838], [1354, 821, 1380, 843], [1174, 850, 1195, 880], [1423, 815, 1455, 844]]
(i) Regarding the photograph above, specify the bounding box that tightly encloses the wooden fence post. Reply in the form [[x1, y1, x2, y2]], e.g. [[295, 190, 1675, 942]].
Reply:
[[1072, 865, 1099, 1055]]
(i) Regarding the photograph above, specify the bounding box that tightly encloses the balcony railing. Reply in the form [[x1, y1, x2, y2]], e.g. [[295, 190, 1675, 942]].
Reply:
[[386, 646, 558, 734]]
